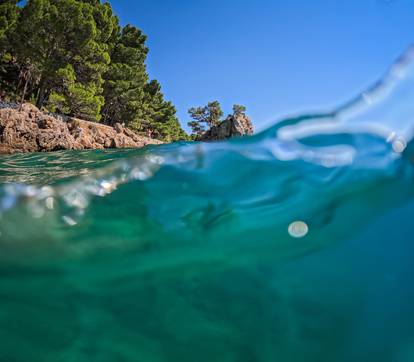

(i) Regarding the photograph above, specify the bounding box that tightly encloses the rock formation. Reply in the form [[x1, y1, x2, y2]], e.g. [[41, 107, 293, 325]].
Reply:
[[0, 103, 161, 154], [198, 113, 254, 141]]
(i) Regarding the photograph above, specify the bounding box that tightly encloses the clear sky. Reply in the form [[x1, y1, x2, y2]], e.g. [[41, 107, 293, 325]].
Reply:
[[110, 0, 414, 132]]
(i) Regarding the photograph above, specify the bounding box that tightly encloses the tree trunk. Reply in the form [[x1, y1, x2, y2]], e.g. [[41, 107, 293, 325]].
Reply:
[[19, 74, 29, 111], [36, 79, 47, 109]]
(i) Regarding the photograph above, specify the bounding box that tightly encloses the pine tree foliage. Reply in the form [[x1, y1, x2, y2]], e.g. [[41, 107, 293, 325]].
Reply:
[[187, 100, 223, 136]]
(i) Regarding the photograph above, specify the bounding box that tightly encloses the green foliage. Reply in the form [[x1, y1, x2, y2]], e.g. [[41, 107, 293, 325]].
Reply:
[[102, 24, 148, 125], [153, 86, 188, 141], [188, 101, 223, 130], [0, 0, 187, 141], [233, 104, 246, 116], [188, 120, 205, 136], [138, 79, 187, 141], [187, 100, 224, 136], [0, 0, 19, 98], [47, 64, 104, 120], [0, 0, 18, 42], [12, 0, 115, 119]]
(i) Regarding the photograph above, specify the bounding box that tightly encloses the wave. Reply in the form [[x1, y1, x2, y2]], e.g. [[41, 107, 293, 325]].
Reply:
[[0, 50, 414, 272], [1, 48, 414, 362]]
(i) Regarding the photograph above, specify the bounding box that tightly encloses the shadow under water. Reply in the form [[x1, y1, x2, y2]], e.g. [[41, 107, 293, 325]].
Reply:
[[1, 50, 414, 361]]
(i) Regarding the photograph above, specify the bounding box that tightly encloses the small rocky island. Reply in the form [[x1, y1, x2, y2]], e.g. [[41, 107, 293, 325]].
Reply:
[[197, 112, 254, 141]]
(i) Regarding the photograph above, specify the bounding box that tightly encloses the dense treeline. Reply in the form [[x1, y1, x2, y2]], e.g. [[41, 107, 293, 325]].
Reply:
[[0, 0, 187, 141]]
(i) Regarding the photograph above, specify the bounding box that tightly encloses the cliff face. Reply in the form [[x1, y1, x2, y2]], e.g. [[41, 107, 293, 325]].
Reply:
[[198, 113, 254, 141], [0, 104, 161, 154]]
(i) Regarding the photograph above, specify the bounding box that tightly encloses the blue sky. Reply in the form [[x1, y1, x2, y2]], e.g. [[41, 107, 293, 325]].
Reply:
[[110, 0, 414, 131]]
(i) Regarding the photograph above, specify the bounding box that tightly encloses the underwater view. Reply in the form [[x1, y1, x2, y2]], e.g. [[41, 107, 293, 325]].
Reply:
[[1, 47, 414, 361]]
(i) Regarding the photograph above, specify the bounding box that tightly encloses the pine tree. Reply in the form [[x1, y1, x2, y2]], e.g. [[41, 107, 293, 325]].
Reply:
[[187, 100, 223, 135], [0, 0, 19, 99], [140, 79, 187, 141], [102, 24, 148, 126], [12, 0, 117, 120], [232, 104, 246, 116], [102, 25, 186, 141]]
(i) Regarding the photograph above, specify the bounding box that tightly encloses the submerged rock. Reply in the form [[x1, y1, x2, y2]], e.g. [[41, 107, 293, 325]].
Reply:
[[199, 113, 254, 141], [0, 104, 161, 154]]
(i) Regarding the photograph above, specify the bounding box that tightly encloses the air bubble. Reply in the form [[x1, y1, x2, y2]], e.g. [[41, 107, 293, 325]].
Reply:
[[288, 221, 309, 238]]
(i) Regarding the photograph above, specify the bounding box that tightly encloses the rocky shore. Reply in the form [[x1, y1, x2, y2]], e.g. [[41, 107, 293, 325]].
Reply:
[[0, 103, 162, 154], [0, 102, 255, 154]]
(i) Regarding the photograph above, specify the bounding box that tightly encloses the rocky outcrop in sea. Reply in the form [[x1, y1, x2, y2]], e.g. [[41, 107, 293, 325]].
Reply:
[[198, 113, 254, 141], [0, 103, 161, 154]]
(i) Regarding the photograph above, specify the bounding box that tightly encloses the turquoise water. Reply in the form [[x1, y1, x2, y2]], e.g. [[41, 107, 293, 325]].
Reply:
[[1, 52, 414, 361]]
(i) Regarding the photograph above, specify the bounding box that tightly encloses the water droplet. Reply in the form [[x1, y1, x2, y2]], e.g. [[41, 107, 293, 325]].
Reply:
[[392, 137, 406, 153], [288, 221, 309, 238]]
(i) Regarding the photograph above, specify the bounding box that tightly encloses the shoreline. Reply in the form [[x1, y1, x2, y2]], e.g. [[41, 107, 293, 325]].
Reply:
[[0, 103, 162, 154]]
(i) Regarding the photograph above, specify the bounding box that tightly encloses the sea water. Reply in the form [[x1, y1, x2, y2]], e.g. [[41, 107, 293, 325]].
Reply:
[[1, 51, 414, 361]]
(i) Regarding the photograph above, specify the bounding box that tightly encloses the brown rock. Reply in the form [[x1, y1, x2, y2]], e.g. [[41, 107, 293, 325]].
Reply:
[[20, 103, 40, 114], [199, 113, 254, 141], [0, 103, 162, 154], [114, 123, 124, 133]]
